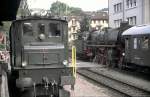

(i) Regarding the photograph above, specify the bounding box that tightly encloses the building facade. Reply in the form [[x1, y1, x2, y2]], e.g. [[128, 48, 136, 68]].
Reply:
[[67, 16, 81, 42], [109, 0, 150, 28], [90, 12, 108, 30]]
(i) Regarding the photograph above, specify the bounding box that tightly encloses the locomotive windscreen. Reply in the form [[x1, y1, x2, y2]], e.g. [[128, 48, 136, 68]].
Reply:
[[21, 19, 66, 44], [10, 18, 68, 66]]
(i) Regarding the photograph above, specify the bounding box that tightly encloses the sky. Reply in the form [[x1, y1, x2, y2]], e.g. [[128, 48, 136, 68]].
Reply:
[[28, 0, 108, 11]]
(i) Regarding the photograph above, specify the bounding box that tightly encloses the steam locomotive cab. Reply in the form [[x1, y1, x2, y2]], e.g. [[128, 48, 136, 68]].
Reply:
[[9, 18, 75, 97]]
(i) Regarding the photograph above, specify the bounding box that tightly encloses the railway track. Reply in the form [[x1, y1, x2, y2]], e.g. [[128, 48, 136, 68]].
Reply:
[[77, 69, 150, 97]]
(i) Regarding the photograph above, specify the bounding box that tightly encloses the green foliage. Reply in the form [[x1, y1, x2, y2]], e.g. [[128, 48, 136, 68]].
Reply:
[[80, 16, 90, 32], [50, 1, 68, 15], [69, 7, 83, 15], [0, 44, 5, 50], [50, 1, 83, 15], [3, 22, 11, 32], [0, 22, 10, 50]]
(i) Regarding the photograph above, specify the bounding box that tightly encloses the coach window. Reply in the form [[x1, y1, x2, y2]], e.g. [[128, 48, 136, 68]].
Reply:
[[38, 23, 45, 34], [133, 38, 137, 49], [49, 23, 61, 37], [125, 38, 129, 49], [142, 37, 149, 49], [23, 23, 33, 36]]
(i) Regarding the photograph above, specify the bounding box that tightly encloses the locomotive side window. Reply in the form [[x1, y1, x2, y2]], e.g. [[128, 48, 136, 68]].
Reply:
[[49, 23, 61, 37], [142, 37, 149, 49], [38, 23, 45, 34], [23, 23, 33, 36], [133, 38, 137, 49]]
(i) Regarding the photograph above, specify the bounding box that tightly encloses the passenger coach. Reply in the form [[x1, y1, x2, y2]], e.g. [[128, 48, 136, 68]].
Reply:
[[122, 25, 150, 69]]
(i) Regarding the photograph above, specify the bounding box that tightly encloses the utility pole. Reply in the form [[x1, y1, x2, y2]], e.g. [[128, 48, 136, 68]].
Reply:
[[123, 0, 125, 21], [66, 5, 68, 16]]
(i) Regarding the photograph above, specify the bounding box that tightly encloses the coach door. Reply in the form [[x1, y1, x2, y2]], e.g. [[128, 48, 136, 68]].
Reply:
[[131, 36, 141, 65], [139, 35, 150, 67], [125, 37, 131, 62]]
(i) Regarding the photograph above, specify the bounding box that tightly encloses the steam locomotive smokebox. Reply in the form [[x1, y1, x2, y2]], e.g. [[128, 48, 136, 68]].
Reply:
[[120, 21, 129, 28], [105, 29, 119, 44]]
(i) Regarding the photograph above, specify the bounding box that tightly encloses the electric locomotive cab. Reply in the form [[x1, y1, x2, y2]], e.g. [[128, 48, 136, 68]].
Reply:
[[9, 17, 75, 97], [122, 25, 150, 68]]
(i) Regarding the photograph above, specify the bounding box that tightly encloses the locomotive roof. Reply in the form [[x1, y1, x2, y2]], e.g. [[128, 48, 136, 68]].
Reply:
[[122, 25, 150, 36]]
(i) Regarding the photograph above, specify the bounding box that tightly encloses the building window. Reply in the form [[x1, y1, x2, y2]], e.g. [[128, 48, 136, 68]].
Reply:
[[114, 19, 122, 28], [130, 0, 133, 7], [72, 19, 76, 26], [126, 0, 129, 8], [127, 16, 136, 25], [93, 20, 96, 24], [114, 5, 117, 12], [114, 3, 122, 13], [134, 0, 136, 6], [96, 20, 98, 24], [126, 0, 137, 8], [73, 27, 76, 32]]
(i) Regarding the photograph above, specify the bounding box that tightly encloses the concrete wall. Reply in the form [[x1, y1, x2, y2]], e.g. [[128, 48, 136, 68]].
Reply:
[[109, 0, 123, 28], [144, 0, 150, 24], [109, 0, 149, 28]]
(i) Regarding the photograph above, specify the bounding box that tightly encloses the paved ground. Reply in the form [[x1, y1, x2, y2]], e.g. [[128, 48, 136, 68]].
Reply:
[[64, 74, 123, 97], [76, 60, 150, 93], [1, 70, 9, 97], [76, 60, 102, 68]]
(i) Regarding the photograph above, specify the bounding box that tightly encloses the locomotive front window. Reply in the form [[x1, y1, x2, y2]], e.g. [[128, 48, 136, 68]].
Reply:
[[49, 23, 61, 37], [38, 23, 45, 34], [23, 23, 33, 36], [142, 37, 149, 49]]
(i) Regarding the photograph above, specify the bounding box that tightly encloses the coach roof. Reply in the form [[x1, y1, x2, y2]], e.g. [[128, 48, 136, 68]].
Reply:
[[122, 25, 150, 36]]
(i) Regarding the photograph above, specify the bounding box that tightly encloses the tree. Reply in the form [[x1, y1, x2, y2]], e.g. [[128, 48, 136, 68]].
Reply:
[[80, 16, 90, 32], [17, 0, 31, 17], [69, 7, 83, 15], [50, 1, 69, 15], [50, 1, 83, 16]]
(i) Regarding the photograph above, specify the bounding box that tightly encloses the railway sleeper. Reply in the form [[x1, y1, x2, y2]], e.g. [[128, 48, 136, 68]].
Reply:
[[88, 68, 150, 93]]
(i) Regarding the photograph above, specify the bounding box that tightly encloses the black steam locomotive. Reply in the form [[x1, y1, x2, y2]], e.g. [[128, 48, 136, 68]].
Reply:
[[75, 22, 150, 70], [8, 17, 75, 97]]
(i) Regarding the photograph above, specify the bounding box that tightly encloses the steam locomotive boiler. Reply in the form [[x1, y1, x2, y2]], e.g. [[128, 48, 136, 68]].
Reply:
[[8, 17, 75, 97], [76, 22, 131, 68]]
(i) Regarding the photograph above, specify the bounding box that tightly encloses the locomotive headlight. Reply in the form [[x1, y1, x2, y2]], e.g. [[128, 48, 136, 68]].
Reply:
[[39, 34, 45, 40], [63, 60, 68, 66], [22, 61, 27, 67], [122, 53, 125, 56]]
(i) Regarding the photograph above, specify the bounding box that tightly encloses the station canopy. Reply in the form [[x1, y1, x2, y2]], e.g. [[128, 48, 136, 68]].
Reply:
[[0, 0, 21, 21], [122, 25, 150, 36]]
